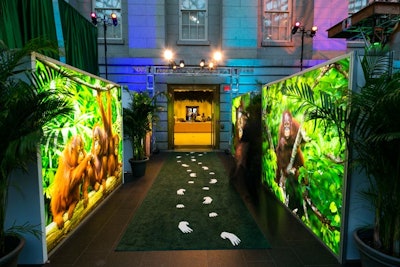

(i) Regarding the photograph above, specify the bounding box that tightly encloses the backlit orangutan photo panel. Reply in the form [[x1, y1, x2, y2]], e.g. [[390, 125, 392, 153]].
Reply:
[[35, 56, 123, 252], [231, 92, 251, 155], [261, 54, 351, 256]]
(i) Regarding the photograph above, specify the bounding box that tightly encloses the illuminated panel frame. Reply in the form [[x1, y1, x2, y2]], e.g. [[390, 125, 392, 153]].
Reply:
[[261, 53, 353, 259], [34, 53, 123, 253]]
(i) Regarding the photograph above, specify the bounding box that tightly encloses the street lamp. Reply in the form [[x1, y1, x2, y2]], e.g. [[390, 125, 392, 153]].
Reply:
[[90, 12, 118, 79], [291, 22, 318, 71]]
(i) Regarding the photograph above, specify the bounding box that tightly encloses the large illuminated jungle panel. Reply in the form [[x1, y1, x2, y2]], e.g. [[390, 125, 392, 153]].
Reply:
[[231, 93, 251, 155], [261, 55, 350, 255], [36, 58, 123, 252]]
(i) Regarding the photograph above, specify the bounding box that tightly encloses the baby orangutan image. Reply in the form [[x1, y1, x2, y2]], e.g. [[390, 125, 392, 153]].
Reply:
[[275, 110, 306, 184], [275, 110, 309, 213]]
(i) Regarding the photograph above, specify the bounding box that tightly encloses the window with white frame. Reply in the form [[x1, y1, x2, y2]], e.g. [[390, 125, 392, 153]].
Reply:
[[93, 0, 122, 40], [179, 0, 208, 42], [263, 0, 292, 44]]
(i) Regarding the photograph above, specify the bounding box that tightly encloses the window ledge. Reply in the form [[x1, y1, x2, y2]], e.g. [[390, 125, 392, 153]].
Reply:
[[177, 40, 210, 46], [98, 38, 124, 45], [261, 40, 294, 47]]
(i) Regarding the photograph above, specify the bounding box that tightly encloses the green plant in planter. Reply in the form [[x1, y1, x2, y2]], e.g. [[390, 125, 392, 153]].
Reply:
[[123, 90, 165, 161], [0, 39, 73, 256], [349, 45, 400, 258]]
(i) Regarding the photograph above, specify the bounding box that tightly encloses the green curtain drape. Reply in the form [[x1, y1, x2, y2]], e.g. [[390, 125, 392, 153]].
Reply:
[[0, 0, 24, 48], [20, 0, 58, 45], [0, 0, 98, 75], [58, 0, 99, 75], [0, 0, 58, 56]]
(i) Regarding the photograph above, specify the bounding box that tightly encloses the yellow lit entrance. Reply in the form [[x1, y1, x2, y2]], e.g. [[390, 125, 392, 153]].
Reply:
[[167, 85, 220, 149]]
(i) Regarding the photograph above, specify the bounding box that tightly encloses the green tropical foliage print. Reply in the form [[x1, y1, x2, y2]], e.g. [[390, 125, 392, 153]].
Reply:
[[36, 59, 123, 226], [261, 55, 350, 255]]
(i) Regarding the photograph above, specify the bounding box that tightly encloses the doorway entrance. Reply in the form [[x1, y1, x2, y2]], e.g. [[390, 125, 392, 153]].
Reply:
[[167, 85, 220, 149]]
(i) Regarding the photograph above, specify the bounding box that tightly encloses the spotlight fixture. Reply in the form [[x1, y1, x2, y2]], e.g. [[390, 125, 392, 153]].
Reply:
[[208, 62, 214, 69], [169, 61, 177, 69], [310, 26, 318, 37], [291, 21, 300, 34], [291, 21, 318, 71], [179, 60, 185, 68], [111, 13, 118, 26], [90, 12, 98, 25], [89, 12, 118, 79], [200, 59, 205, 67]]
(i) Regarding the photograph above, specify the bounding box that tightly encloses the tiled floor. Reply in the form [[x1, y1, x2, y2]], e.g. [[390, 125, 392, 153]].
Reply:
[[42, 151, 361, 267]]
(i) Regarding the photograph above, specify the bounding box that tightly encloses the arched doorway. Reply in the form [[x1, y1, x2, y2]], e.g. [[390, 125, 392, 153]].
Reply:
[[167, 84, 220, 150]]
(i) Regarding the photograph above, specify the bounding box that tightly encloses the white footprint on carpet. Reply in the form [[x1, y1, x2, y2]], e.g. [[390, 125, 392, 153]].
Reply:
[[198, 162, 202, 165], [202, 186, 209, 190], [209, 178, 217, 184], [178, 221, 193, 233], [191, 158, 196, 162], [202, 196, 212, 204], [176, 155, 182, 159], [209, 172, 215, 175], [176, 204, 185, 208], [177, 189, 185, 195], [187, 169, 192, 172], [181, 163, 189, 167], [209, 212, 218, 217], [177, 160, 181, 163], [220, 232, 241, 246], [188, 180, 194, 184], [190, 172, 197, 177], [202, 166, 209, 170]]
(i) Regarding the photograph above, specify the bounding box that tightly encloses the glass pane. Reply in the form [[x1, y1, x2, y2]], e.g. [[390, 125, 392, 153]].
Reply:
[[182, 26, 190, 39], [265, 0, 288, 11], [198, 12, 205, 25], [348, 0, 368, 14], [95, 0, 121, 9], [198, 26, 205, 39], [182, 12, 190, 25], [190, 27, 198, 39], [181, 0, 206, 10]]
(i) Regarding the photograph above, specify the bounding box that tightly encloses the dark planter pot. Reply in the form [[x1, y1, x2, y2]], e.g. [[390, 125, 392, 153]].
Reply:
[[0, 235, 25, 267], [353, 228, 400, 267], [129, 157, 149, 178]]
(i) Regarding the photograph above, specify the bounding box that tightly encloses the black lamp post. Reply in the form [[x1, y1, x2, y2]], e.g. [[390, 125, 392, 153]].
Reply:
[[90, 12, 118, 79], [292, 22, 317, 71]]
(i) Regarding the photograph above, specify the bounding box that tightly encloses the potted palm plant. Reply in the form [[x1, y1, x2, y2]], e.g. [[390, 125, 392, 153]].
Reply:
[[0, 39, 73, 266], [349, 45, 400, 266], [123, 89, 164, 178]]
